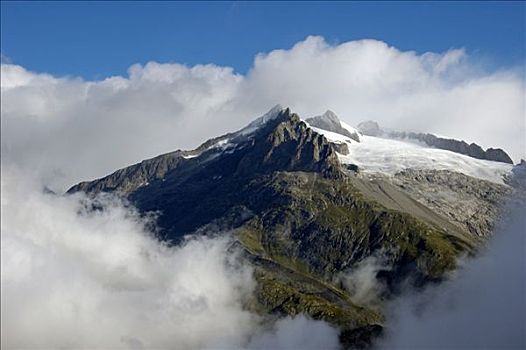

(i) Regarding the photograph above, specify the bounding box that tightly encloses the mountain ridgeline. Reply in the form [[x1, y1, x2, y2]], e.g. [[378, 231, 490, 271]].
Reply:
[[68, 107, 519, 348], [357, 120, 513, 164]]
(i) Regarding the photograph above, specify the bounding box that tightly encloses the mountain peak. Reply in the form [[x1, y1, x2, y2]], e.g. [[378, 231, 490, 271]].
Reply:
[[68, 106, 342, 195], [321, 109, 339, 122], [239, 104, 287, 135], [306, 110, 361, 142], [234, 108, 342, 177], [357, 120, 381, 136]]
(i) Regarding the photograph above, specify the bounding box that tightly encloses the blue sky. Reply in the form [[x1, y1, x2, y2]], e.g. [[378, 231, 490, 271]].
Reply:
[[1, 1, 525, 79]]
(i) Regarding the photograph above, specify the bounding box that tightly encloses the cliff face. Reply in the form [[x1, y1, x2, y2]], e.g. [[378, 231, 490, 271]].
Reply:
[[68, 107, 513, 348]]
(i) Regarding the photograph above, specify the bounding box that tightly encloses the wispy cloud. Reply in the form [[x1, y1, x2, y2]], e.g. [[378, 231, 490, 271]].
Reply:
[[0, 53, 12, 64], [376, 199, 526, 350]]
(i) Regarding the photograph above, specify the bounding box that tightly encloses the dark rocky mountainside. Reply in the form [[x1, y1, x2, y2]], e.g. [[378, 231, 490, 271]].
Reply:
[[357, 120, 513, 164], [69, 107, 513, 348]]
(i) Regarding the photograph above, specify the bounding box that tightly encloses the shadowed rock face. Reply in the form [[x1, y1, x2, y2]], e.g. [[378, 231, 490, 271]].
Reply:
[[235, 110, 342, 176], [307, 110, 361, 142], [357, 120, 513, 164], [68, 107, 508, 349], [69, 109, 342, 196], [67, 150, 186, 194], [486, 148, 515, 164]]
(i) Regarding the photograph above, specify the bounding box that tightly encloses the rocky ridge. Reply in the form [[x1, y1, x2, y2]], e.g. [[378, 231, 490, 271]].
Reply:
[[356, 120, 513, 164]]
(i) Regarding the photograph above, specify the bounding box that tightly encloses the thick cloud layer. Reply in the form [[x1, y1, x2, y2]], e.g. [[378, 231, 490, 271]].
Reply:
[[2, 36, 524, 191], [247, 315, 340, 350], [376, 201, 526, 350], [1, 168, 252, 349], [0, 168, 340, 349]]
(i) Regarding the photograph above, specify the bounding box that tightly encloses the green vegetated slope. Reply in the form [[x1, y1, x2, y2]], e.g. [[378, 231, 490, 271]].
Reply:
[[232, 172, 472, 336], [69, 109, 479, 347]]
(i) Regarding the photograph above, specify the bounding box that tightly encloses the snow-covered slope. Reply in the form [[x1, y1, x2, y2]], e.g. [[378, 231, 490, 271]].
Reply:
[[307, 126, 356, 144], [196, 107, 512, 185], [310, 123, 513, 185], [340, 120, 361, 138]]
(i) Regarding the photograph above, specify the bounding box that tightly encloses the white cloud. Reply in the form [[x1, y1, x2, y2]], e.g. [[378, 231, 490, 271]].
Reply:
[[1, 36, 524, 191], [376, 200, 526, 350], [0, 53, 12, 64], [0, 167, 340, 350], [0, 167, 254, 349], [337, 254, 390, 309], [246, 315, 340, 350]]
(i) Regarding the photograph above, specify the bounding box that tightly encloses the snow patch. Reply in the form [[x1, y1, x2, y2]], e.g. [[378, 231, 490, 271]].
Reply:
[[307, 125, 357, 144], [309, 124, 512, 184], [183, 138, 234, 160], [183, 154, 199, 159], [339, 135, 513, 184]]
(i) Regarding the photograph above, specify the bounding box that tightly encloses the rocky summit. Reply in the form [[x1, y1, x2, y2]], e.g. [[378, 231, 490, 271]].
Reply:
[[307, 110, 361, 142], [68, 106, 522, 349]]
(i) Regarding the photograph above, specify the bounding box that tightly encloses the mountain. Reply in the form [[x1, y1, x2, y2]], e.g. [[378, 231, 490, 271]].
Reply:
[[357, 120, 513, 164], [68, 106, 520, 348], [306, 110, 361, 143]]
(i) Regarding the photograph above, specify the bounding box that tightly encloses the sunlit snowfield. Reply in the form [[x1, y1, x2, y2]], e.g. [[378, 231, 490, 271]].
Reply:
[[309, 123, 513, 184]]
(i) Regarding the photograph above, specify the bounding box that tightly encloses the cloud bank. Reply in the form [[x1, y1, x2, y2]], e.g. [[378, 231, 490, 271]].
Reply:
[[0, 168, 340, 350], [2, 36, 524, 191], [376, 200, 526, 350], [0, 168, 254, 349]]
